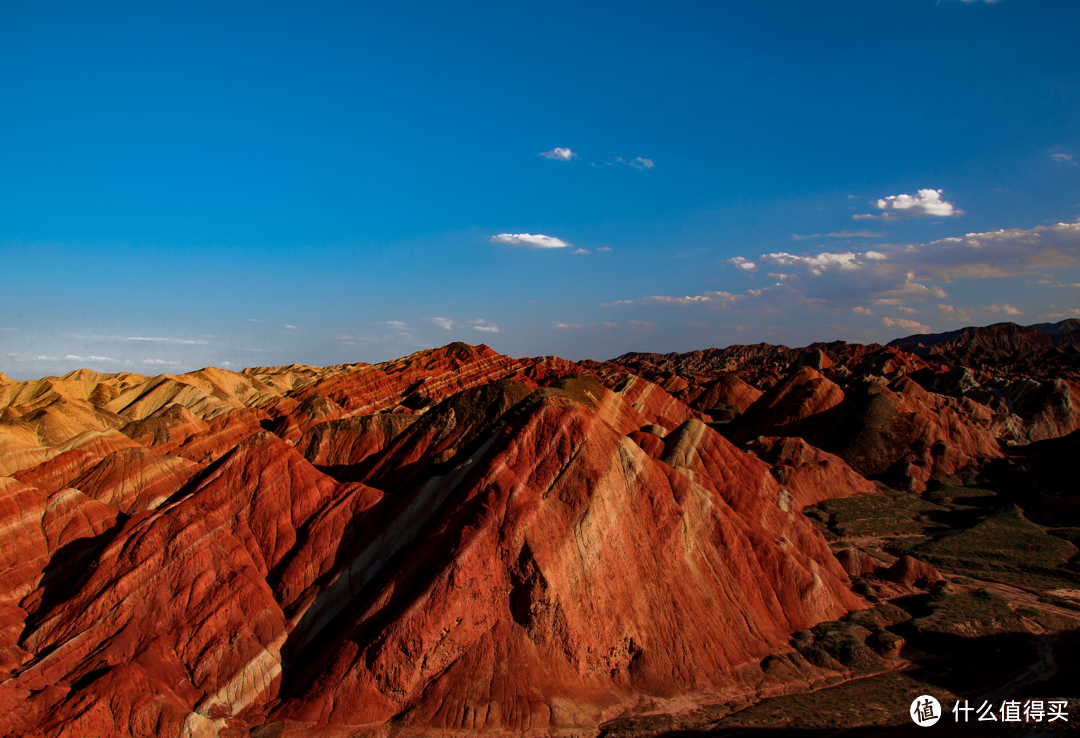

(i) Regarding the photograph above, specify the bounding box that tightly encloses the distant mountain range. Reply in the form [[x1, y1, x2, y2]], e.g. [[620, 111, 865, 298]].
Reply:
[[887, 319, 1080, 356]]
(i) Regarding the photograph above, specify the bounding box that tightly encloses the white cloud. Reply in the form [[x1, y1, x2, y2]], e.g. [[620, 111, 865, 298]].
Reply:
[[58, 354, 115, 362], [937, 304, 976, 322], [247, 318, 266, 323], [385, 320, 409, 331], [469, 319, 499, 333], [490, 233, 571, 249], [127, 336, 206, 344], [760, 250, 876, 275], [879, 274, 949, 300], [143, 359, 166, 365], [281, 324, 299, 330], [882, 317, 932, 334], [553, 322, 583, 329], [539, 147, 576, 161], [727, 256, 757, 271], [989, 303, 1023, 315], [830, 230, 884, 238], [853, 306, 873, 315], [910, 221, 1080, 281], [70, 334, 209, 345], [636, 291, 745, 308], [571, 248, 590, 255], [36, 355, 60, 361], [596, 246, 613, 252], [794, 230, 884, 240], [424, 316, 454, 330], [630, 157, 654, 170], [858, 189, 961, 220], [1041, 308, 1080, 320], [1050, 153, 1076, 165]]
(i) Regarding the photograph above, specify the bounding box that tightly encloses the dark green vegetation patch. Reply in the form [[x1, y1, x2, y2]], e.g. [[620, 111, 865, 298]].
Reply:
[[903, 504, 1080, 591], [807, 487, 949, 539]]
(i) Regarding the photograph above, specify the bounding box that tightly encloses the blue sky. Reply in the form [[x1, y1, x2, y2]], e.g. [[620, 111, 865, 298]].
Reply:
[[2, 0, 1079, 379]]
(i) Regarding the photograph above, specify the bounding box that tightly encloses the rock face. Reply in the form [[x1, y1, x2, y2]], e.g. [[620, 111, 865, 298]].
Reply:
[[270, 402, 859, 732], [745, 436, 879, 507], [6, 325, 1073, 737], [888, 320, 1080, 356], [730, 367, 845, 444], [879, 555, 944, 587], [0, 344, 867, 737]]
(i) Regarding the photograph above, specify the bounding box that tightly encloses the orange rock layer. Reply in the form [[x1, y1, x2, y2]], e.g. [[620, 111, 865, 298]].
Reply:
[[0, 339, 1044, 736]]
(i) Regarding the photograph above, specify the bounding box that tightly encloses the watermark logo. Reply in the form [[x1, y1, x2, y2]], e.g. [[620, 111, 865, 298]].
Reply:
[[911, 695, 941, 727]]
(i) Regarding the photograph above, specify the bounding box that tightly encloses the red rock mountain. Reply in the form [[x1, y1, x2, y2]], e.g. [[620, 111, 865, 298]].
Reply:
[[2, 331, 1071, 737], [887, 319, 1080, 356], [0, 344, 870, 737]]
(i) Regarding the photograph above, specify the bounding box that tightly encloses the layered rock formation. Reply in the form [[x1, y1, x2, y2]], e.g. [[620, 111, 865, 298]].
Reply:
[[3, 324, 1073, 737], [0, 344, 867, 737]]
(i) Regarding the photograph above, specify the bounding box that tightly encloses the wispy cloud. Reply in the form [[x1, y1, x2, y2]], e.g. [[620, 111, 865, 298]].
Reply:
[[424, 316, 454, 330], [490, 233, 571, 249], [1041, 308, 1080, 320], [59, 354, 115, 362], [553, 320, 643, 330], [596, 246, 613, 252], [759, 250, 885, 275], [539, 147, 576, 161], [882, 317, 932, 334], [604, 219, 1078, 333], [937, 304, 976, 322], [246, 318, 266, 323], [629, 157, 654, 170], [829, 230, 883, 238], [571, 248, 590, 255], [281, 324, 299, 330], [792, 231, 883, 241], [855, 189, 961, 221], [912, 221, 1080, 281], [1050, 153, 1076, 165], [385, 320, 409, 331], [633, 291, 746, 308], [469, 319, 499, 333], [70, 334, 209, 345]]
